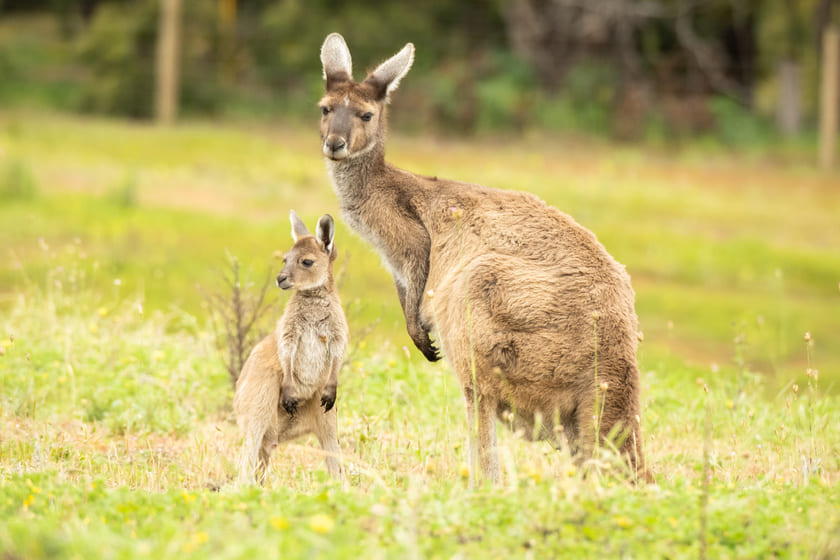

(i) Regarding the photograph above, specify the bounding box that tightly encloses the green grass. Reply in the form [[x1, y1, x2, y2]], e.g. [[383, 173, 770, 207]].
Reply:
[[1, 111, 837, 388], [1, 111, 839, 558], [1, 276, 838, 558]]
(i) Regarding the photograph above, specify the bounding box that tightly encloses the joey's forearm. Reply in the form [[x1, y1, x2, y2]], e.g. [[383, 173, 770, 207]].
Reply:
[[328, 353, 341, 387], [280, 354, 299, 415], [320, 355, 341, 412], [280, 353, 294, 390]]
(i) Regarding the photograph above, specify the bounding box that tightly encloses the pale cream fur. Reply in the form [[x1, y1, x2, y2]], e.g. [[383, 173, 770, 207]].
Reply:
[[233, 211, 349, 485]]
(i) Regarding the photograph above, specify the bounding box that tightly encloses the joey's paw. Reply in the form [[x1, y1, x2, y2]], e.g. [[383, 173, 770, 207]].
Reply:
[[321, 384, 337, 412], [321, 394, 336, 412], [282, 396, 298, 416]]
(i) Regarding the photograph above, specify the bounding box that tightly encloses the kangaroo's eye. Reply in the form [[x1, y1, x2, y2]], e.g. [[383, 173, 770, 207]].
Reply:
[[321, 107, 330, 116], [302, 259, 314, 268], [361, 112, 373, 122]]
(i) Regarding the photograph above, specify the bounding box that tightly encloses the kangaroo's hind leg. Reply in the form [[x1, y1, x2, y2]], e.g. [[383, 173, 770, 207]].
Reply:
[[313, 406, 343, 479], [234, 349, 282, 486], [463, 384, 501, 486], [239, 420, 276, 486]]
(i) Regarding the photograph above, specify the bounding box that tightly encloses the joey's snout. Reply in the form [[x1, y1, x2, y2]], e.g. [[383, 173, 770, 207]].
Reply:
[[323, 134, 348, 160], [276, 272, 293, 290]]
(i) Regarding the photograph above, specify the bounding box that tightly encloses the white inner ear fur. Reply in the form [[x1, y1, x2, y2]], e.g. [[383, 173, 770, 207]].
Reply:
[[372, 43, 414, 98], [321, 33, 353, 80], [289, 210, 310, 242], [317, 216, 335, 254]]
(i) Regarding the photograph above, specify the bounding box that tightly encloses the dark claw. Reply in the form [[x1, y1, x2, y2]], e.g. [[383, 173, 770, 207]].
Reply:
[[321, 394, 336, 412], [282, 396, 298, 416], [417, 336, 442, 362], [409, 323, 442, 362], [423, 343, 442, 362]]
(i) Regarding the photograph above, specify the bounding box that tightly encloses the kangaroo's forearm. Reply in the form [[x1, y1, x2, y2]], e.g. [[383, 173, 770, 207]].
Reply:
[[394, 255, 440, 361]]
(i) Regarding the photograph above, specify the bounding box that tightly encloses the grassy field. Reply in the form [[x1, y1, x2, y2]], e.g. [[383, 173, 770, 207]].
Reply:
[[1, 111, 839, 558]]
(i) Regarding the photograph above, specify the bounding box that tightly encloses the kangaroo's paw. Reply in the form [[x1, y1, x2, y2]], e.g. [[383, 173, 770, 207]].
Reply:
[[282, 395, 298, 416], [321, 385, 337, 412]]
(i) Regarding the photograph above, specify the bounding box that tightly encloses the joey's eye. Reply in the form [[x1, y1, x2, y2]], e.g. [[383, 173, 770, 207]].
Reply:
[[321, 107, 330, 116], [361, 112, 373, 122], [302, 259, 314, 268]]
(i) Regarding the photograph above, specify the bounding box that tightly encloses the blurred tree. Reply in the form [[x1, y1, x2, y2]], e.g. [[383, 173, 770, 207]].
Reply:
[[775, 0, 806, 134], [76, 1, 158, 117], [0, 0, 829, 139], [816, 0, 840, 49], [504, 0, 772, 138], [0, 0, 102, 22], [155, 0, 181, 124], [217, 0, 237, 86], [77, 0, 221, 118]]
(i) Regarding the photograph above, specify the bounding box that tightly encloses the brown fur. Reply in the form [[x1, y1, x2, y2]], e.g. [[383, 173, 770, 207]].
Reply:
[[233, 211, 349, 485], [318, 33, 647, 484]]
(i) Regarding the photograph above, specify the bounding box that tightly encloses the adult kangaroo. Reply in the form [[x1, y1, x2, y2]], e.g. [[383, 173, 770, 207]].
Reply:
[[318, 33, 646, 484]]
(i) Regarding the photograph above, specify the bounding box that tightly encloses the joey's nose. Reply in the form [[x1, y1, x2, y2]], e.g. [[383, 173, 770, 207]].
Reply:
[[276, 274, 292, 289]]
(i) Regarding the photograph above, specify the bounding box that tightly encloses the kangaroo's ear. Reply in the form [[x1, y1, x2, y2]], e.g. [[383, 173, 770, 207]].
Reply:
[[364, 42, 414, 102], [321, 33, 353, 90], [289, 209, 311, 242], [316, 214, 336, 256]]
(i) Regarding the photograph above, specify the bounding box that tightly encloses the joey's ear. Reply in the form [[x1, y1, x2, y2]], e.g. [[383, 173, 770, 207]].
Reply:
[[316, 214, 336, 256], [364, 42, 414, 101], [289, 209, 311, 242], [321, 33, 353, 90]]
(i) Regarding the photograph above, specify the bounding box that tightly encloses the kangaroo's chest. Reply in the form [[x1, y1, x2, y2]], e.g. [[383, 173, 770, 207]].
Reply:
[[279, 317, 334, 387], [328, 161, 416, 287], [342, 207, 407, 286]]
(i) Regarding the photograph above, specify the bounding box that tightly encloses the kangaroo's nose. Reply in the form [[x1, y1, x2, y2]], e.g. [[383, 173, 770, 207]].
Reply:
[[324, 135, 349, 160], [276, 274, 286, 287]]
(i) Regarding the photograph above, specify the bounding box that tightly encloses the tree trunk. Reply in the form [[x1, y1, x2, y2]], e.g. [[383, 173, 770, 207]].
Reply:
[[218, 0, 237, 86], [819, 26, 839, 170], [777, 59, 802, 136], [155, 0, 181, 125]]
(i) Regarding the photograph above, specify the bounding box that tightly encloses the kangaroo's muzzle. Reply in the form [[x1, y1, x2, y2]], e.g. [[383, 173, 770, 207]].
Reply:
[[323, 135, 348, 160], [276, 274, 293, 290]]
